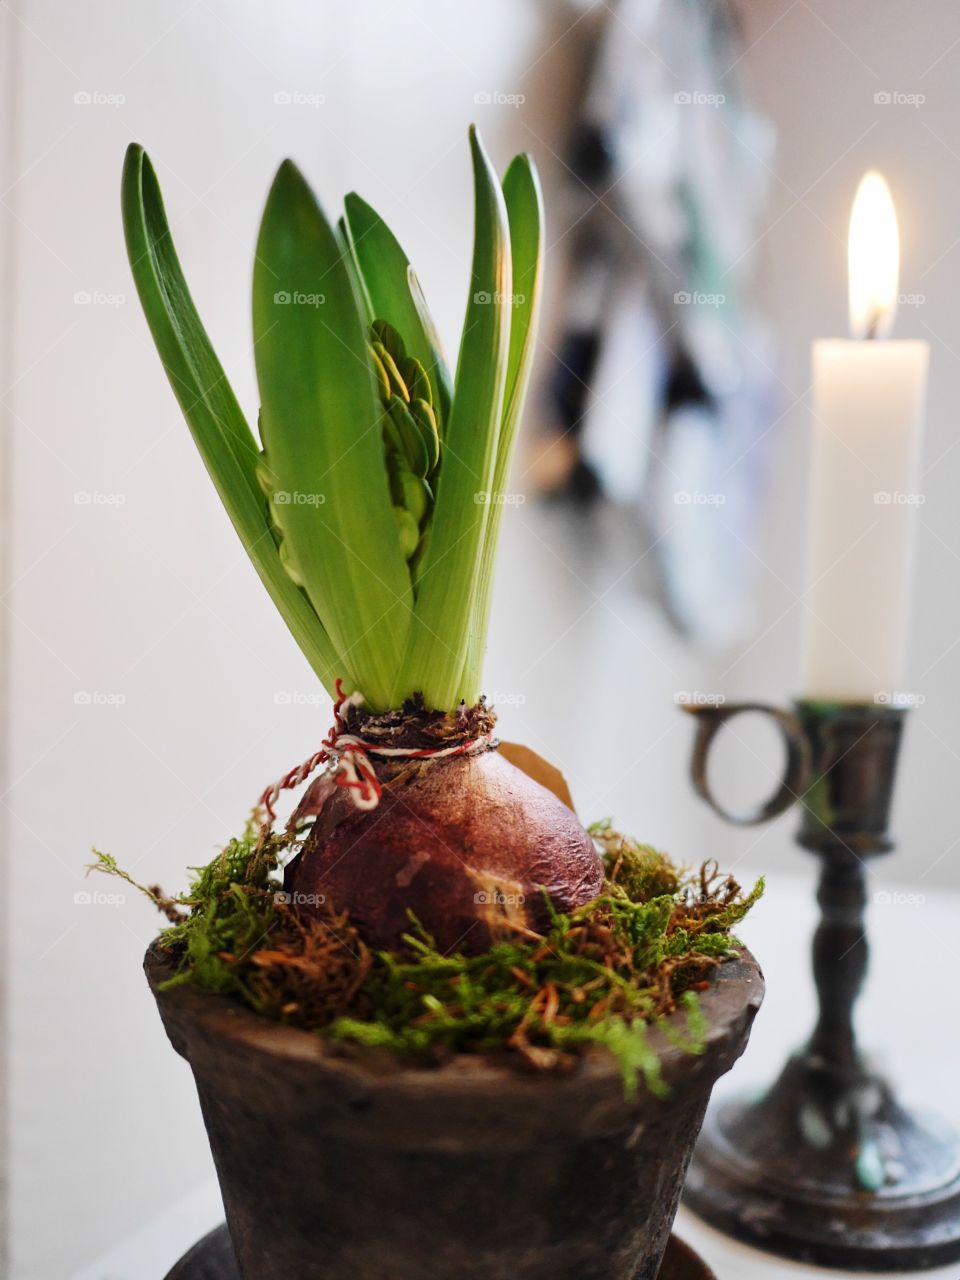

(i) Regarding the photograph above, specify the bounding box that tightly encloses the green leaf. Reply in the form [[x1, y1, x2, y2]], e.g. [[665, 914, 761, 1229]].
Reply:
[[120, 143, 341, 688], [497, 155, 546, 483], [459, 153, 545, 701], [407, 266, 453, 427], [336, 214, 374, 321], [394, 126, 511, 707], [344, 192, 452, 427], [252, 160, 413, 711]]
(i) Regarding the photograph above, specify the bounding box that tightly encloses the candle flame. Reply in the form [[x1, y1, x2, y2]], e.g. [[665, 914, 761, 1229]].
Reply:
[[848, 170, 899, 339]]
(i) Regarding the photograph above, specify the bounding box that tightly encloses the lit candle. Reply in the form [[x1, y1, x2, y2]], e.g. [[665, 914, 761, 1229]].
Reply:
[[800, 172, 929, 702]]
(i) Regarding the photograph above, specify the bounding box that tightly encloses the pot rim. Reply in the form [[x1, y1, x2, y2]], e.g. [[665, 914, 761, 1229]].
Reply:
[[145, 940, 763, 1102]]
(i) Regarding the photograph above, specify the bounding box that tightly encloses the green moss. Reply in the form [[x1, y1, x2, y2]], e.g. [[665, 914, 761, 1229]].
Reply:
[[158, 831, 289, 1004], [590, 818, 683, 901], [90, 818, 762, 1098]]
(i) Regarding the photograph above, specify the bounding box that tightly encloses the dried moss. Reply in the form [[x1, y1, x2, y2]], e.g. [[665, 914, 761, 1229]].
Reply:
[[90, 817, 761, 1097]]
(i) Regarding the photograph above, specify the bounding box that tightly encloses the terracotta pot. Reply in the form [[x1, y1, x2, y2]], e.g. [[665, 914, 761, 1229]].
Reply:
[[146, 945, 762, 1280]]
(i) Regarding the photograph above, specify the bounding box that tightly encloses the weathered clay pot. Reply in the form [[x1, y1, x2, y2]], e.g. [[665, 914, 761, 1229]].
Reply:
[[147, 946, 763, 1280]]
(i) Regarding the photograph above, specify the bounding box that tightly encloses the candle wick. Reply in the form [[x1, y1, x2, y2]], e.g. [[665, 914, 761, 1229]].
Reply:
[[864, 309, 881, 341]]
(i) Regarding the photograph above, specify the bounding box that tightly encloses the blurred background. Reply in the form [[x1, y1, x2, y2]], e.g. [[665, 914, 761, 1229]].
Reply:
[[2, 0, 960, 1275]]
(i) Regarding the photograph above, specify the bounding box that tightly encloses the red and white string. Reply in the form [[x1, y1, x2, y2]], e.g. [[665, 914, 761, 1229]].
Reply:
[[259, 679, 492, 823]]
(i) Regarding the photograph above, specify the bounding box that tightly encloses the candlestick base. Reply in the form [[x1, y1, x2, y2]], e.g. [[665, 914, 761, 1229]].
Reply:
[[682, 699, 960, 1269], [684, 1050, 960, 1270]]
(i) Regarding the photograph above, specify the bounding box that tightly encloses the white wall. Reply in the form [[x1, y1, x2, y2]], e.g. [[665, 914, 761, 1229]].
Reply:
[[0, 4, 21, 1271], [1, 3, 724, 1276]]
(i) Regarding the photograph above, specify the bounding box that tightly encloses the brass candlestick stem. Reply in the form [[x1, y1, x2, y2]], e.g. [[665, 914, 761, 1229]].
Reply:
[[682, 699, 960, 1271]]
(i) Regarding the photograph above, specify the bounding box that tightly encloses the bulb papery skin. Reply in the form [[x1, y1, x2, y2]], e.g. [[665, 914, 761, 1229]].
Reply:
[[284, 750, 604, 955]]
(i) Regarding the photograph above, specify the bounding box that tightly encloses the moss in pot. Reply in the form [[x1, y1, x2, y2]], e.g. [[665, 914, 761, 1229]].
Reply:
[[108, 130, 765, 1280]]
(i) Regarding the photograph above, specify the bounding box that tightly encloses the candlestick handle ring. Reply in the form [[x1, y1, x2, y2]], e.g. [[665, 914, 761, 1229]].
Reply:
[[684, 702, 812, 826]]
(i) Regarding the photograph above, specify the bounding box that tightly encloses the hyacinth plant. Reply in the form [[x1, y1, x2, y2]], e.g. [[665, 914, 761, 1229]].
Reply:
[[123, 129, 606, 955], [123, 128, 534, 713]]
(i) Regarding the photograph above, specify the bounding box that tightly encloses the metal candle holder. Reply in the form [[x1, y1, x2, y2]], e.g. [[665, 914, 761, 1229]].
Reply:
[[681, 699, 960, 1271]]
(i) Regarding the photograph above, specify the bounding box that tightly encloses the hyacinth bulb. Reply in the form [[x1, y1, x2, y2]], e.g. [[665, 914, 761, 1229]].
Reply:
[[284, 750, 604, 955]]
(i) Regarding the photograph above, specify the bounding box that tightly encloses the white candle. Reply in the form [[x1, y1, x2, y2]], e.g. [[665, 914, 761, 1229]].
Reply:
[[800, 173, 929, 702]]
